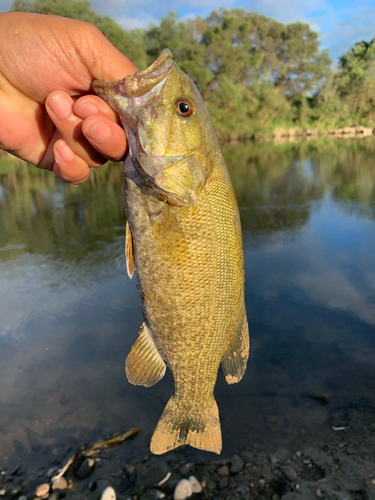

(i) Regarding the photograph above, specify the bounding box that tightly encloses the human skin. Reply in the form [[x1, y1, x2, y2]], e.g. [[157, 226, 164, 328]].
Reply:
[[0, 12, 137, 186]]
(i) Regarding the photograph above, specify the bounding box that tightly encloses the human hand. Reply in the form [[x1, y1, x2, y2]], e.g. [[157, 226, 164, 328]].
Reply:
[[0, 12, 138, 186]]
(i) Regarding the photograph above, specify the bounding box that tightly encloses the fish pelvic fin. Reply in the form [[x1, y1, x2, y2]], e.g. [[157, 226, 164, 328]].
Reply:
[[126, 322, 166, 387], [150, 397, 222, 455], [125, 221, 135, 279], [222, 308, 250, 385]]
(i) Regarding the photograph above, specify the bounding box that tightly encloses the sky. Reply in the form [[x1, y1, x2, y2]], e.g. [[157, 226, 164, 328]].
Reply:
[[1, 0, 375, 64]]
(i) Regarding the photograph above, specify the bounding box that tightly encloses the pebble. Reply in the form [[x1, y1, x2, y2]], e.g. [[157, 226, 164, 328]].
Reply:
[[76, 458, 95, 479], [46, 467, 57, 478], [217, 465, 229, 477], [18, 496, 27, 500], [101, 486, 116, 500], [237, 483, 249, 493], [316, 488, 323, 498], [52, 476, 68, 490], [0, 490, 5, 497], [140, 490, 166, 500], [282, 465, 298, 481], [230, 454, 244, 473], [180, 463, 193, 476], [189, 476, 202, 493], [35, 484, 50, 498], [173, 479, 193, 500], [135, 460, 169, 489], [219, 477, 229, 489], [240, 450, 254, 463], [11, 487, 22, 497], [258, 479, 266, 488]]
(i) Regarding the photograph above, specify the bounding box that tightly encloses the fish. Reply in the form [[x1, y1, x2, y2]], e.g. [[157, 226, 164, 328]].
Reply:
[[92, 49, 249, 455]]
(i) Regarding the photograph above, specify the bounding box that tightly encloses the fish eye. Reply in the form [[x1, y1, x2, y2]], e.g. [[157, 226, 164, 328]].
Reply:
[[175, 98, 195, 118]]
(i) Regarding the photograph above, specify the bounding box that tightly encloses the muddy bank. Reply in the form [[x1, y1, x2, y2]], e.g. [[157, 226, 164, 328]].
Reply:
[[2, 422, 375, 500]]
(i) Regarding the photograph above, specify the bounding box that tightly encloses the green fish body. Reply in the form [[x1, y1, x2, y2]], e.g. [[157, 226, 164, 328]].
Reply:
[[93, 49, 249, 454]]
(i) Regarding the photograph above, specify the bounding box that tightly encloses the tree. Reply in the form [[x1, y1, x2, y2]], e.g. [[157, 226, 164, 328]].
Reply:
[[334, 39, 375, 118]]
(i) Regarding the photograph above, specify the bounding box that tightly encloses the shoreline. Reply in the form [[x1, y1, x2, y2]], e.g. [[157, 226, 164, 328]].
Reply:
[[2, 418, 375, 500], [218, 125, 375, 143]]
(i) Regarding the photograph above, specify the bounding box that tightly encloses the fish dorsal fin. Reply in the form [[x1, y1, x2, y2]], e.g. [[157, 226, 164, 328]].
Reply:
[[126, 322, 166, 387], [222, 308, 250, 385], [125, 221, 135, 279]]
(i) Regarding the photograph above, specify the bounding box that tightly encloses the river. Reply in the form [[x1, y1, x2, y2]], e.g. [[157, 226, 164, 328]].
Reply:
[[1, 138, 375, 470]]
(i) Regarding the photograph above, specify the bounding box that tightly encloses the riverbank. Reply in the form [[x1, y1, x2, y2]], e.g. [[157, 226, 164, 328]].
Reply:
[[2, 413, 375, 500], [217, 125, 375, 143]]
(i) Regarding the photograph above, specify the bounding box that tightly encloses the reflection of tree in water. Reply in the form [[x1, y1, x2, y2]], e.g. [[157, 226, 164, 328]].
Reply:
[[2, 137, 375, 263], [223, 141, 326, 237], [0, 159, 125, 265]]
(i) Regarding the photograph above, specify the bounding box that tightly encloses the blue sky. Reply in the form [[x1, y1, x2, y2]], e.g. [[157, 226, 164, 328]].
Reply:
[[1, 0, 375, 64]]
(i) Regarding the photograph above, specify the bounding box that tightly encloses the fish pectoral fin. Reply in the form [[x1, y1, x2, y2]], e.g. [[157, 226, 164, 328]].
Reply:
[[126, 322, 166, 387], [125, 221, 135, 279], [222, 308, 250, 385], [150, 397, 222, 455]]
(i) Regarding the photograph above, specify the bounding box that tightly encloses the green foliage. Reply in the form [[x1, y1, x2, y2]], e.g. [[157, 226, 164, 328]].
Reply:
[[334, 39, 375, 119]]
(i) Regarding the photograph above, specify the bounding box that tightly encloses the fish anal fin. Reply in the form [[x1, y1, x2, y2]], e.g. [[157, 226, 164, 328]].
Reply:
[[150, 397, 221, 455], [126, 322, 166, 387], [125, 221, 135, 279], [222, 309, 250, 385]]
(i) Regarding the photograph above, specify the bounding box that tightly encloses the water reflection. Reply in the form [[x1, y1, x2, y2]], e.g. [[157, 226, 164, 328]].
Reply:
[[1, 139, 375, 467]]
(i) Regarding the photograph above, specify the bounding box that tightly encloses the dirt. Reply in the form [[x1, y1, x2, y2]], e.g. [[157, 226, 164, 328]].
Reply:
[[2, 413, 375, 500]]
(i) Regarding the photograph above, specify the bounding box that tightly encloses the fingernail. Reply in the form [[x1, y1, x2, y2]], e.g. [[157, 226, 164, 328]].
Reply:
[[75, 101, 99, 118], [55, 141, 74, 163], [50, 93, 72, 120], [86, 121, 112, 143]]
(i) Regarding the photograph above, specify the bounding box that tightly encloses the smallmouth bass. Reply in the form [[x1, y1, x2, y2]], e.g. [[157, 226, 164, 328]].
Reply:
[[92, 49, 249, 455]]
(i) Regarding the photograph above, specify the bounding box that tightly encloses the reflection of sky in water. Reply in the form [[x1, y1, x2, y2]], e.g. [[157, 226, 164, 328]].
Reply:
[[1, 141, 375, 467]]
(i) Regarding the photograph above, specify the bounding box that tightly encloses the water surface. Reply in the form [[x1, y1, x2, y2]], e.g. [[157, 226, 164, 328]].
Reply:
[[1, 139, 375, 468]]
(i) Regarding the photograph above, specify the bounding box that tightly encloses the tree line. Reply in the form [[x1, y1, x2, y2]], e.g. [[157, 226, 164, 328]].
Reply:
[[7, 0, 375, 138]]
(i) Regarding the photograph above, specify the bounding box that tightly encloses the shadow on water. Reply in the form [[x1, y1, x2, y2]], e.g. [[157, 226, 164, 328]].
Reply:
[[1, 138, 375, 469]]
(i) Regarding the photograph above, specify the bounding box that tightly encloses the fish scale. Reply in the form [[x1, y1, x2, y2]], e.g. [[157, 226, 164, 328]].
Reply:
[[93, 49, 249, 454]]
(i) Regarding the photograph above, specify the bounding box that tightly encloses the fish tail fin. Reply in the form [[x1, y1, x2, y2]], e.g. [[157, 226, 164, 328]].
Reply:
[[150, 396, 222, 455]]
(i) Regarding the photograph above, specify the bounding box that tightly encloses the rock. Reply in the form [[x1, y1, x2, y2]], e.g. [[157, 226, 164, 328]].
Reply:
[[237, 484, 249, 493], [46, 467, 57, 478], [206, 480, 217, 490], [101, 486, 116, 500], [48, 494, 59, 500], [180, 463, 193, 476], [240, 451, 254, 463], [219, 477, 228, 489], [272, 449, 293, 463], [0, 490, 6, 497], [217, 465, 229, 477], [282, 466, 298, 481], [316, 489, 322, 498], [135, 460, 170, 489], [88, 481, 97, 491], [258, 479, 266, 488], [188, 476, 202, 494], [52, 477, 68, 490], [35, 484, 50, 498], [140, 490, 166, 500], [18, 497, 27, 500], [11, 487, 22, 497], [76, 458, 95, 479], [230, 454, 244, 473], [173, 479, 192, 500]]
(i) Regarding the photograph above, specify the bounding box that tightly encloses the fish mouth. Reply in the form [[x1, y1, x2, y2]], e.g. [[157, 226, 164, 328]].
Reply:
[[92, 49, 174, 101]]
